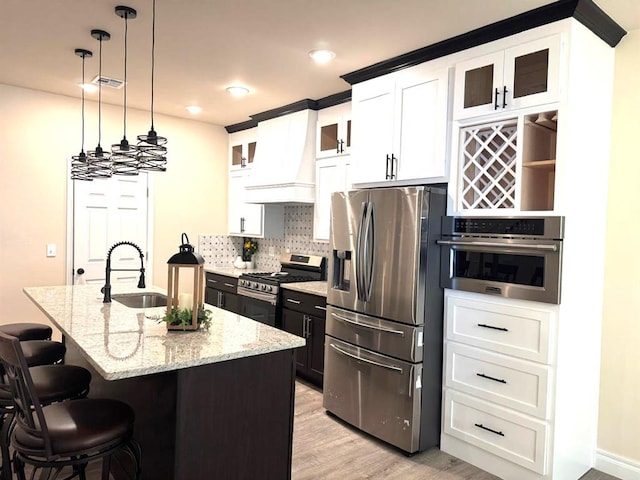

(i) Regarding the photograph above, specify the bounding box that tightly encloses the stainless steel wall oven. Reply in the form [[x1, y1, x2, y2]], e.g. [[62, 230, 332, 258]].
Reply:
[[438, 216, 564, 304]]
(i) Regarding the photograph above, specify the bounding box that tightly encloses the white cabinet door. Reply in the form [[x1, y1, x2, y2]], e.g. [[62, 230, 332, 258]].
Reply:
[[454, 35, 561, 120], [316, 103, 352, 159], [229, 128, 257, 171], [394, 65, 449, 180], [227, 171, 263, 237], [351, 63, 450, 186], [313, 157, 350, 242], [350, 76, 395, 184]]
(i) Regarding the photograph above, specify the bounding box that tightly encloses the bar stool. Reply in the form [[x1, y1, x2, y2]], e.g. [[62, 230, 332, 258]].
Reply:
[[0, 365, 91, 480], [0, 323, 52, 341], [0, 332, 140, 480]]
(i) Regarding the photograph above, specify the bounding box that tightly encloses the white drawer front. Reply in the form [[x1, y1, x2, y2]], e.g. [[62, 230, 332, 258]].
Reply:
[[443, 389, 549, 474], [445, 342, 551, 419], [445, 291, 555, 363]]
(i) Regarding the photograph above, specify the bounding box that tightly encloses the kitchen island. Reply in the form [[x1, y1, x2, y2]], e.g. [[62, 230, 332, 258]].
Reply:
[[23, 285, 305, 480]]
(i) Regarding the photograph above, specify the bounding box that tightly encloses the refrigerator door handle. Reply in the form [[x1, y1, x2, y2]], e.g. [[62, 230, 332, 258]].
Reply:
[[331, 312, 405, 336], [355, 201, 368, 302], [329, 343, 403, 373], [363, 201, 375, 301]]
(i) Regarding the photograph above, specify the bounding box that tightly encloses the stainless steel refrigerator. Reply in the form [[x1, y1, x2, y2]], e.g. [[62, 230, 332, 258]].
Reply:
[[323, 185, 446, 453]]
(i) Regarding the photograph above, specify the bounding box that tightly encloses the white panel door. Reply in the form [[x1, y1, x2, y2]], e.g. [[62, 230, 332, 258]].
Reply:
[[73, 174, 149, 286]]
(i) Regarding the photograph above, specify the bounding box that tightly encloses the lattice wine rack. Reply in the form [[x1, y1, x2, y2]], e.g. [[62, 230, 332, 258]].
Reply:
[[458, 119, 518, 210]]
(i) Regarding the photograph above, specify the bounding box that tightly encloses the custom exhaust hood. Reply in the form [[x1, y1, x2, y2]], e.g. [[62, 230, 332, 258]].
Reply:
[[244, 109, 318, 204]]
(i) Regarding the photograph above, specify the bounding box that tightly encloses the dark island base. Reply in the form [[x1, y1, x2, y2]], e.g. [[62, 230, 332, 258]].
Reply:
[[64, 342, 296, 480]]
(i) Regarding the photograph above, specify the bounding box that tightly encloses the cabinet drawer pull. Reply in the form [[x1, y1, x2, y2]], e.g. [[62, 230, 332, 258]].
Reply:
[[207, 279, 218, 285], [474, 423, 504, 437], [502, 85, 508, 108], [385, 154, 391, 180], [314, 305, 326, 311], [476, 372, 507, 384], [224, 283, 235, 288], [494, 87, 500, 110], [477, 323, 509, 332], [286, 299, 301, 304]]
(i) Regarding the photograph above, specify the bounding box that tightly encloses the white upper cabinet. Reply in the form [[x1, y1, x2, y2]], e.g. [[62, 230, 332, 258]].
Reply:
[[227, 170, 284, 238], [453, 35, 561, 120], [316, 103, 352, 159], [313, 157, 351, 242], [350, 62, 451, 186], [228, 128, 257, 171]]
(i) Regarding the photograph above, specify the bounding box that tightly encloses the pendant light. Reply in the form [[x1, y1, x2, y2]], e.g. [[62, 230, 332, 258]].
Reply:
[[137, 0, 167, 171], [111, 6, 138, 175], [70, 48, 94, 181], [86, 29, 113, 179]]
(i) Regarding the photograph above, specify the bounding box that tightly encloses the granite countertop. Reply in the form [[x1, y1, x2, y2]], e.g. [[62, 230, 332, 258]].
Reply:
[[281, 281, 327, 297], [23, 285, 305, 381]]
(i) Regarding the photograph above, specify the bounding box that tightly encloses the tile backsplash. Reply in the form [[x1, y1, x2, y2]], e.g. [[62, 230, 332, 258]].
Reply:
[[199, 205, 329, 271]]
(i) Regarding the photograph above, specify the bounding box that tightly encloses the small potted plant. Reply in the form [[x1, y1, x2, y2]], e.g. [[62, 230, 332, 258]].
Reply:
[[161, 305, 212, 331], [242, 237, 258, 268]]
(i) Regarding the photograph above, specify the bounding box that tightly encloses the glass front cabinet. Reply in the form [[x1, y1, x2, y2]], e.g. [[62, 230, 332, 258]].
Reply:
[[453, 35, 561, 120], [316, 103, 351, 159]]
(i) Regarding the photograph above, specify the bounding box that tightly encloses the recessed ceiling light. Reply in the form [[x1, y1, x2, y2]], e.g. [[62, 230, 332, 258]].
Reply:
[[185, 105, 202, 114], [80, 83, 98, 93], [226, 86, 250, 98], [309, 49, 336, 64]]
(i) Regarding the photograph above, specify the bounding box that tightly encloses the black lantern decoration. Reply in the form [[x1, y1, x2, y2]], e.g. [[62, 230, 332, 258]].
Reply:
[[70, 48, 94, 181], [165, 233, 205, 331], [137, 0, 167, 172], [86, 29, 113, 179], [111, 6, 139, 175]]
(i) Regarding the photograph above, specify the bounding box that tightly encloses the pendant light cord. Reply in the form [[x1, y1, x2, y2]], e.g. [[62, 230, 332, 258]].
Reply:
[[123, 14, 128, 138], [81, 54, 85, 153], [150, 0, 156, 131], [98, 36, 103, 148]]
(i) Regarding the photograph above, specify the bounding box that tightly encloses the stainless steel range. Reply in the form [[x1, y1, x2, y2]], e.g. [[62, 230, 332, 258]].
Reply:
[[237, 253, 326, 327]]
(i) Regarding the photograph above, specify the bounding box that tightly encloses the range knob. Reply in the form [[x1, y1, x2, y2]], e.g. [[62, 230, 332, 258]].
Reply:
[[266, 285, 273, 292], [252, 282, 259, 289], [260, 285, 266, 291]]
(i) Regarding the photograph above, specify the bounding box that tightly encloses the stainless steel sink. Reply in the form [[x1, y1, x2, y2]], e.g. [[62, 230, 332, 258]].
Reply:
[[112, 293, 167, 309]]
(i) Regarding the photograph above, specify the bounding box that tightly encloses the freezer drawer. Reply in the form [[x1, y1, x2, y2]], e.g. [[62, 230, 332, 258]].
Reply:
[[323, 337, 422, 453], [326, 305, 423, 362]]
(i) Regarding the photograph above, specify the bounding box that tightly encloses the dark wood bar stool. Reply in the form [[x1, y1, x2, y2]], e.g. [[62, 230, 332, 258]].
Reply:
[[0, 324, 53, 341], [0, 364, 91, 480], [0, 332, 141, 480]]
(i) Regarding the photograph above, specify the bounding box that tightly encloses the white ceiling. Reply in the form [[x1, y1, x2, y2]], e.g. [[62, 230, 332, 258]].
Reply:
[[1, 0, 636, 127]]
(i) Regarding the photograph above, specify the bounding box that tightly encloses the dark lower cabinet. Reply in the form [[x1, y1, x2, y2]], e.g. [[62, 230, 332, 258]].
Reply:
[[281, 289, 326, 387], [205, 272, 239, 314]]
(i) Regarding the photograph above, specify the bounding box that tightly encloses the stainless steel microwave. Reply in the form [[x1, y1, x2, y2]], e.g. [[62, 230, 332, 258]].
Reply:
[[437, 216, 564, 304]]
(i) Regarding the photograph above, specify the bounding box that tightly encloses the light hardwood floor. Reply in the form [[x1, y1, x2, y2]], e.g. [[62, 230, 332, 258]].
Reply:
[[292, 380, 619, 480], [32, 379, 621, 479]]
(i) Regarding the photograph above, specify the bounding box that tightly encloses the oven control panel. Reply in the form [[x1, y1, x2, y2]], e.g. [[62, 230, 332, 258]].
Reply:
[[238, 279, 278, 295]]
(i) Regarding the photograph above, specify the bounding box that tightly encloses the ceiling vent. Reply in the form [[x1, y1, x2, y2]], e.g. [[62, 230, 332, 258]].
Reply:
[[90, 74, 124, 89]]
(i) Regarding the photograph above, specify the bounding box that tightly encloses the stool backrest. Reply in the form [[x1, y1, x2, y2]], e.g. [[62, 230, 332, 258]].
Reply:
[[0, 332, 53, 456]]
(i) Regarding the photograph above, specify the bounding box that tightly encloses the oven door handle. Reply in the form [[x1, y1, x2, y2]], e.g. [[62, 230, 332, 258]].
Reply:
[[237, 288, 277, 305], [329, 343, 403, 373], [331, 313, 405, 336], [436, 240, 558, 252]]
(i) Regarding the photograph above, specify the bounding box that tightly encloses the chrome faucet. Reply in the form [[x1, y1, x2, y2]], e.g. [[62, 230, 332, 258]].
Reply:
[[101, 241, 146, 303]]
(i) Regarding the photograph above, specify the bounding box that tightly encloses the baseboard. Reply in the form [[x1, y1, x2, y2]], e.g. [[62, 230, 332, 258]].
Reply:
[[596, 449, 640, 480]]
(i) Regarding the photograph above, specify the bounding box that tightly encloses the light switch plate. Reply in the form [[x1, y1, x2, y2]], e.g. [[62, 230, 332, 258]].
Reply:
[[46, 243, 56, 257]]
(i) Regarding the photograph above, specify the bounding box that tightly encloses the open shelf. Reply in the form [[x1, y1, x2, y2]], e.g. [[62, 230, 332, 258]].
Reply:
[[521, 110, 557, 211], [523, 159, 556, 168]]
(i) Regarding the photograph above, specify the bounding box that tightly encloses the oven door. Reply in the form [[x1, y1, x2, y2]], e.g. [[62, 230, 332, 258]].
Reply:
[[438, 237, 562, 304], [237, 288, 277, 327]]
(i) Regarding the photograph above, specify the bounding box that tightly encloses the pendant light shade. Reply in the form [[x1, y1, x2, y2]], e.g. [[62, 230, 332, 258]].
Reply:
[[111, 6, 138, 175], [71, 48, 94, 181], [137, 0, 167, 172], [86, 29, 112, 179]]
